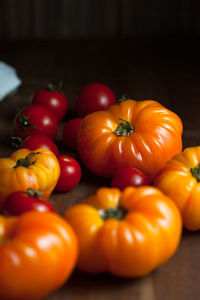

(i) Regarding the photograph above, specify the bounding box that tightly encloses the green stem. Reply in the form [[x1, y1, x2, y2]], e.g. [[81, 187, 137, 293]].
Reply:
[[47, 80, 63, 92], [191, 164, 200, 182], [13, 152, 40, 168], [99, 206, 128, 220], [27, 188, 42, 198], [113, 118, 134, 136]]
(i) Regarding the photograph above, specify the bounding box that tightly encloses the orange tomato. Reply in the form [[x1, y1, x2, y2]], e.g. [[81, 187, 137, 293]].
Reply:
[[77, 99, 183, 180], [64, 187, 182, 277], [0, 148, 60, 208], [0, 210, 78, 300], [154, 146, 200, 231]]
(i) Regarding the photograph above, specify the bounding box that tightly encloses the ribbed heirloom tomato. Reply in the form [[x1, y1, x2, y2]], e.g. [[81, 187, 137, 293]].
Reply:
[[64, 187, 182, 277], [77, 99, 183, 180], [0, 211, 78, 300], [0, 148, 60, 208], [154, 146, 200, 231]]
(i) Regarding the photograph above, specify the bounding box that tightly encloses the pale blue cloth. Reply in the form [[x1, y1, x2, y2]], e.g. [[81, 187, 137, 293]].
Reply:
[[0, 61, 21, 101]]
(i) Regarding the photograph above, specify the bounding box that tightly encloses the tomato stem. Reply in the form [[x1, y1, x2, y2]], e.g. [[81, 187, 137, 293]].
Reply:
[[99, 206, 128, 220], [19, 113, 39, 130], [47, 81, 63, 92], [27, 188, 42, 198], [190, 164, 200, 182], [117, 95, 130, 103], [13, 152, 40, 168], [11, 136, 23, 149], [113, 118, 134, 136]]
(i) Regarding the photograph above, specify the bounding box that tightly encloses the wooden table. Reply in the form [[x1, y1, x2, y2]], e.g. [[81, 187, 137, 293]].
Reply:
[[0, 38, 200, 300]]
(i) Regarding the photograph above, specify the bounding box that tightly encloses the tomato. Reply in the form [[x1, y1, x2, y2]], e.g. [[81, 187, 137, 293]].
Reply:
[[2, 188, 54, 216], [31, 82, 68, 120], [0, 148, 60, 208], [64, 186, 182, 277], [55, 155, 81, 192], [12, 134, 59, 156], [77, 99, 183, 180], [63, 118, 82, 150], [0, 211, 78, 300], [13, 105, 58, 140], [154, 146, 200, 231], [111, 167, 150, 190], [75, 82, 116, 117]]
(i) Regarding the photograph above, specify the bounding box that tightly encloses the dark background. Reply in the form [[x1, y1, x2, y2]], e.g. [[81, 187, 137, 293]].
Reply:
[[0, 0, 200, 40]]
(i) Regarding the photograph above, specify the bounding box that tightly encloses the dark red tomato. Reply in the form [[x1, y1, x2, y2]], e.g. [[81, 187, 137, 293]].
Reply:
[[31, 83, 68, 120], [111, 167, 150, 190], [13, 105, 58, 140], [2, 188, 54, 216], [19, 134, 59, 156], [75, 82, 116, 117], [55, 155, 81, 192], [63, 118, 82, 150]]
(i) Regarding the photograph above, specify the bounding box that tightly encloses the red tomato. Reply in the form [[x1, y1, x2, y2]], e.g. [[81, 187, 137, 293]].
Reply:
[[13, 105, 58, 140], [18, 134, 59, 156], [63, 118, 82, 150], [31, 83, 68, 120], [111, 167, 150, 190], [55, 155, 81, 192], [75, 82, 116, 117], [2, 188, 54, 216]]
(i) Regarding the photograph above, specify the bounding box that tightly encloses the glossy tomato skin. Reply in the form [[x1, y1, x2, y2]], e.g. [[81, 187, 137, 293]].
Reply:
[[14, 105, 58, 140], [77, 99, 183, 180], [31, 89, 68, 120], [111, 167, 150, 190], [0, 211, 78, 300], [20, 134, 59, 156], [64, 187, 182, 277], [63, 118, 82, 150], [55, 155, 81, 192], [2, 189, 54, 216], [75, 83, 116, 117]]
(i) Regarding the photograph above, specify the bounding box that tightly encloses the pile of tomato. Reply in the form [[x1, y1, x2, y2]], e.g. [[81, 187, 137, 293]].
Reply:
[[0, 81, 200, 299]]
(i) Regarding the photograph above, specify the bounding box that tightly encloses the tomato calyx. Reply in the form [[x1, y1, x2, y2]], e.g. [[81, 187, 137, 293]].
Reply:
[[117, 95, 130, 103], [13, 152, 40, 168], [47, 81, 63, 92], [11, 136, 23, 149], [99, 206, 128, 220], [19, 113, 39, 130], [190, 164, 200, 182], [113, 118, 134, 136], [27, 188, 42, 198]]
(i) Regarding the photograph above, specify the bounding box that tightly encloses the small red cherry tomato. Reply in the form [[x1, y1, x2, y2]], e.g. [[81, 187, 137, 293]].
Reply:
[[12, 134, 59, 156], [111, 167, 150, 190], [55, 155, 81, 192], [13, 105, 58, 140], [31, 82, 68, 120], [63, 118, 82, 150], [2, 188, 54, 216], [75, 82, 116, 117]]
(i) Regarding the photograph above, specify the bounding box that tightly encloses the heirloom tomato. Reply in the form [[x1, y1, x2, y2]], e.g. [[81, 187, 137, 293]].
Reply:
[[111, 167, 150, 190], [2, 188, 54, 216], [17, 134, 59, 156], [55, 155, 81, 192], [75, 82, 116, 117], [64, 187, 182, 277], [154, 146, 200, 231], [0, 211, 78, 300], [31, 83, 68, 120], [0, 148, 60, 208], [63, 118, 82, 150], [77, 99, 183, 180], [13, 105, 58, 140]]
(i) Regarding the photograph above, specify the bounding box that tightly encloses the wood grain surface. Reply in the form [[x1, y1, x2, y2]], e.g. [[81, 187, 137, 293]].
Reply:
[[0, 38, 200, 300]]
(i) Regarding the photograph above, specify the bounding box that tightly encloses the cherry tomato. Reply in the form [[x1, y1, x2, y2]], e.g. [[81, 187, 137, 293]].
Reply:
[[55, 155, 81, 192], [2, 188, 54, 216], [111, 167, 150, 190], [13, 105, 58, 140], [31, 82, 68, 120], [75, 82, 116, 117], [16, 134, 59, 156], [63, 118, 82, 150]]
